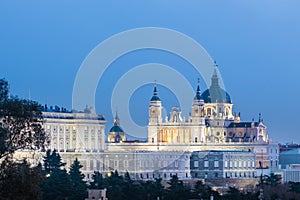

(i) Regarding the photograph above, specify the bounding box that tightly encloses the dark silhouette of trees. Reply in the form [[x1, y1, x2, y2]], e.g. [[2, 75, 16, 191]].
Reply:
[[290, 181, 300, 193], [0, 79, 46, 160], [106, 170, 125, 200], [69, 158, 87, 200], [41, 150, 73, 200], [0, 158, 44, 200], [165, 175, 192, 200], [90, 171, 107, 189]]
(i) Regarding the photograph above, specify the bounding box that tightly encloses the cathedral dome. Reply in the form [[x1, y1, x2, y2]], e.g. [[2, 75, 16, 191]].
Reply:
[[200, 64, 232, 104], [201, 88, 231, 103]]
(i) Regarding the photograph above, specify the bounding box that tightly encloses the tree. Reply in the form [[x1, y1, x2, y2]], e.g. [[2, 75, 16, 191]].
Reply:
[[223, 186, 242, 200], [0, 79, 46, 160], [193, 180, 211, 199], [106, 170, 125, 200], [142, 178, 165, 200], [0, 157, 44, 200], [90, 171, 107, 189], [41, 150, 73, 200], [290, 182, 300, 193], [165, 175, 192, 200], [43, 149, 66, 174], [69, 158, 87, 200]]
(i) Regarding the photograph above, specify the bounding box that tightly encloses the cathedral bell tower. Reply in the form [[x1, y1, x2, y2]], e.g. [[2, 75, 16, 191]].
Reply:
[[192, 79, 205, 118], [148, 82, 162, 143]]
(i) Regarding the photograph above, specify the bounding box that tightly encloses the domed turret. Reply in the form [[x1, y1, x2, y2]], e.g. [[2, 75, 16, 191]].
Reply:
[[150, 82, 161, 102], [108, 112, 126, 143], [201, 64, 231, 104], [194, 79, 202, 101]]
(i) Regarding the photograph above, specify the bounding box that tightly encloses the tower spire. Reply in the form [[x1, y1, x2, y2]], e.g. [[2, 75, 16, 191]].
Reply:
[[211, 62, 219, 87], [150, 81, 161, 101], [193, 78, 202, 100], [114, 110, 120, 125]]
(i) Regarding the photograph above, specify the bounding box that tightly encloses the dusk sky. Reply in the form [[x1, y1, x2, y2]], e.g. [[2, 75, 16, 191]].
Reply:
[[1, 1, 300, 143]]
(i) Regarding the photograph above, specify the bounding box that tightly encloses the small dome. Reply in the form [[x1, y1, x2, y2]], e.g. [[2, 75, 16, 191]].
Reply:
[[150, 82, 161, 101], [150, 95, 161, 101], [108, 113, 126, 143], [109, 124, 124, 133], [193, 79, 202, 101]]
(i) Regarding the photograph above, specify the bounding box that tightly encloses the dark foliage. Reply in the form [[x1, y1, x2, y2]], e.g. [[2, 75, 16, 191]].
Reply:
[[0, 157, 44, 200], [0, 79, 46, 160], [69, 158, 87, 200], [41, 150, 73, 200]]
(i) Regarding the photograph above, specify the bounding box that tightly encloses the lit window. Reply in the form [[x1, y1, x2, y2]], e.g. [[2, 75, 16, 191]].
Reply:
[[204, 160, 209, 168], [214, 160, 219, 168], [194, 161, 199, 168]]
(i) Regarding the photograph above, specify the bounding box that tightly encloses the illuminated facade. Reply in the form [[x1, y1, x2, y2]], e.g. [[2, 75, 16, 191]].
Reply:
[[148, 65, 268, 145], [42, 106, 106, 153], [14, 65, 279, 183]]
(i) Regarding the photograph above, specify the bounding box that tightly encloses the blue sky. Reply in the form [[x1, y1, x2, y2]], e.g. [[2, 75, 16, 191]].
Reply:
[[1, 1, 300, 143]]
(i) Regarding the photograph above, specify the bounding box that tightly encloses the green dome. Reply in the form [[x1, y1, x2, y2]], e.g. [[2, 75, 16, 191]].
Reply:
[[200, 64, 232, 104], [109, 125, 124, 133], [201, 88, 231, 103]]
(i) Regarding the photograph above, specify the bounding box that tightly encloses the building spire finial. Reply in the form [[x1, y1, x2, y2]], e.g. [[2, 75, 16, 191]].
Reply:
[[153, 80, 158, 95], [114, 109, 120, 125], [196, 78, 200, 94], [211, 62, 219, 87], [150, 81, 161, 101], [194, 78, 201, 101]]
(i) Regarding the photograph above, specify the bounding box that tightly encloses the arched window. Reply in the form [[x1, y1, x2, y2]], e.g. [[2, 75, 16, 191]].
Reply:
[[207, 108, 212, 116]]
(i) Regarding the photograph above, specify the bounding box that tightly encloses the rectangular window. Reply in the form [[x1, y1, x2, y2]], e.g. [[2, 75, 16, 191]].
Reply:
[[204, 160, 209, 168], [194, 161, 199, 168], [105, 160, 109, 169], [214, 161, 219, 168], [225, 161, 228, 168], [124, 160, 128, 168], [114, 160, 118, 168]]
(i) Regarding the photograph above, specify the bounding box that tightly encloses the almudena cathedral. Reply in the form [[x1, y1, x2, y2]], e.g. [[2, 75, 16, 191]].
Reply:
[[16, 65, 279, 183]]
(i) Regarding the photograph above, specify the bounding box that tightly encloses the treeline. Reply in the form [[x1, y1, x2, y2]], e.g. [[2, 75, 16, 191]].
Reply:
[[1, 150, 300, 200]]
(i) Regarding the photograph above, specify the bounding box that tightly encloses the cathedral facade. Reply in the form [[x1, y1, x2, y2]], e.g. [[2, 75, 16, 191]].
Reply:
[[148, 66, 268, 146]]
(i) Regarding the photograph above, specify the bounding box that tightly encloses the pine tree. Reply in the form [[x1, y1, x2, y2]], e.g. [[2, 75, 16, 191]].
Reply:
[[41, 150, 72, 200], [90, 171, 106, 189], [69, 158, 87, 200], [43, 149, 66, 175], [0, 158, 44, 200], [165, 175, 191, 200]]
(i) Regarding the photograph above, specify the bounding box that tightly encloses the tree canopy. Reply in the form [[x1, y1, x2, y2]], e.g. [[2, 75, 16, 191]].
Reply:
[[0, 79, 46, 160]]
